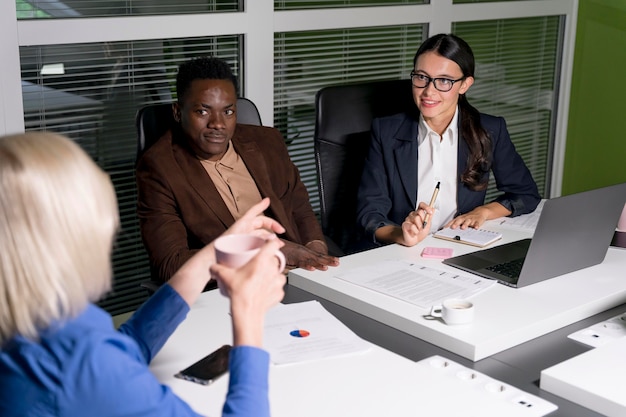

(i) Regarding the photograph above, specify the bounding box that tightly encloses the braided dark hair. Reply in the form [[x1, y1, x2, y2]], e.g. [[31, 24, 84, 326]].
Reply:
[[414, 34, 491, 191]]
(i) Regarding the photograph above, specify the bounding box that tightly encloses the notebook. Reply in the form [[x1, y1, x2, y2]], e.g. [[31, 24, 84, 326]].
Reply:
[[433, 227, 502, 247], [442, 182, 626, 288]]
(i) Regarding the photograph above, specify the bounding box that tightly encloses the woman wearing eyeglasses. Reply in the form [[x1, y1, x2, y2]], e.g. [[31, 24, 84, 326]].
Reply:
[[357, 33, 540, 247]]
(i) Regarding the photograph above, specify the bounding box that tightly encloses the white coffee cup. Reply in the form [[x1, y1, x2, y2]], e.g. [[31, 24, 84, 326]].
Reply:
[[617, 203, 626, 232], [214, 234, 286, 271], [430, 299, 475, 325]]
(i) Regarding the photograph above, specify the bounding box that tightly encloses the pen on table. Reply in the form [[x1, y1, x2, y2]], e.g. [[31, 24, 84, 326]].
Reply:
[[422, 181, 440, 228]]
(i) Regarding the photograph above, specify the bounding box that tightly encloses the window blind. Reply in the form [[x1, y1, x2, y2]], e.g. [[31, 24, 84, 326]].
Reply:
[[20, 36, 242, 315], [274, 25, 426, 212], [274, 0, 423, 10], [16, 0, 240, 19], [454, 0, 525, 3], [453, 16, 563, 200]]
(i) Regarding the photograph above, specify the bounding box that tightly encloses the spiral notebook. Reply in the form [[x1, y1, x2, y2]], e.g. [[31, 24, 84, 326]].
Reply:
[[433, 227, 502, 248]]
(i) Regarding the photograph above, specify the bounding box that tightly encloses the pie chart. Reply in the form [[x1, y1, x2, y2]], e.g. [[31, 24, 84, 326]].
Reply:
[[289, 329, 310, 338]]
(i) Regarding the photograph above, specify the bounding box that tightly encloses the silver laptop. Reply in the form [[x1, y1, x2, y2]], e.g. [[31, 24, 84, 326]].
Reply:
[[443, 182, 626, 288]]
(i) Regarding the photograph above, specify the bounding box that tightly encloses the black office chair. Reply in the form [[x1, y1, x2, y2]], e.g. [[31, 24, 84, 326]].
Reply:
[[135, 97, 263, 295], [314, 79, 416, 255]]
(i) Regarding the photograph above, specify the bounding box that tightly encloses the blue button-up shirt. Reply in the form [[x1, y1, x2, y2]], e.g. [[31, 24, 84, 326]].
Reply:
[[0, 284, 270, 417]]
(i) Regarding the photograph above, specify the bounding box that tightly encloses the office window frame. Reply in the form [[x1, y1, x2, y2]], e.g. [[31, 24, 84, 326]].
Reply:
[[1, 1, 578, 314]]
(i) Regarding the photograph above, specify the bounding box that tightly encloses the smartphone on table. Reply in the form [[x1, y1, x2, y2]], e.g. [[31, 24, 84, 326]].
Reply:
[[174, 344, 232, 385]]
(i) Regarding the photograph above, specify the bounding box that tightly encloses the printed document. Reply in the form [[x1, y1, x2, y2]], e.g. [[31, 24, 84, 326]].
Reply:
[[264, 301, 371, 365], [490, 199, 545, 231], [336, 260, 496, 309]]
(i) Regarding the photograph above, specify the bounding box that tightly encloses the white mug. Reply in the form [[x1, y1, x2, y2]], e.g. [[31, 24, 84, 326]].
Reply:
[[214, 234, 286, 271], [430, 299, 475, 325]]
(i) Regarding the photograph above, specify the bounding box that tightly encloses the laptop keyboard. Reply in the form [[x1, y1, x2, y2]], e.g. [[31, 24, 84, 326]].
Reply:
[[485, 258, 525, 279]]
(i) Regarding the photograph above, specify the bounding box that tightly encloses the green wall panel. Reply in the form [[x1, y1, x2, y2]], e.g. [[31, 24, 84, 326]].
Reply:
[[563, 0, 626, 194]]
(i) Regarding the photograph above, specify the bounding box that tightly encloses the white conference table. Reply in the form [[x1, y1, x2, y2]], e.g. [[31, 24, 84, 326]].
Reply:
[[150, 289, 559, 417], [148, 250, 626, 416], [149, 218, 626, 416], [288, 224, 626, 362], [541, 335, 626, 416], [149, 292, 433, 417]]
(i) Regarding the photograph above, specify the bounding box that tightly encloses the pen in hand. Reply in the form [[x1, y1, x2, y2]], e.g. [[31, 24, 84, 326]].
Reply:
[[422, 181, 440, 228]]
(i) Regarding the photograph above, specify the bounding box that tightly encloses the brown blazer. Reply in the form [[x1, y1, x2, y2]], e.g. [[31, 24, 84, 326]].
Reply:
[[136, 123, 324, 282]]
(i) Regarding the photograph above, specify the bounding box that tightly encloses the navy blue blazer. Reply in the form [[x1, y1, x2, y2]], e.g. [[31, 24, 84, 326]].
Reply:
[[357, 111, 541, 243]]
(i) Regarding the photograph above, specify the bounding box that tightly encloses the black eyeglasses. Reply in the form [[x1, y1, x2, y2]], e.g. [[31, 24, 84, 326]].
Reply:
[[410, 71, 465, 92]]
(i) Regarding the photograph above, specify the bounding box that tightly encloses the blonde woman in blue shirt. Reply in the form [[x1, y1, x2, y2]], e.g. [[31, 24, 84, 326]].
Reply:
[[0, 132, 284, 416]]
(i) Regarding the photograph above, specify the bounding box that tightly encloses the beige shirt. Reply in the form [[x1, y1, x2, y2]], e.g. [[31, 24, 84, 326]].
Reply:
[[200, 141, 263, 220]]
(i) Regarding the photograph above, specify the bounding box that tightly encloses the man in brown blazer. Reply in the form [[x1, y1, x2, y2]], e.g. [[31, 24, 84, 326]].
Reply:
[[136, 57, 339, 283]]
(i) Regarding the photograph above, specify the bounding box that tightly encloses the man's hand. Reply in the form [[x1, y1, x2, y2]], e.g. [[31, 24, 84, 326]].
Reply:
[[281, 239, 340, 271]]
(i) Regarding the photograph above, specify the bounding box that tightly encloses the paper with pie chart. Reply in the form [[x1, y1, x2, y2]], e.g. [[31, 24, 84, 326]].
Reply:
[[263, 300, 372, 365]]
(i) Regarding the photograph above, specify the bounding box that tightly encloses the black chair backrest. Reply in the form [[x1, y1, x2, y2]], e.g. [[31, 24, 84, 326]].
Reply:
[[135, 97, 262, 160], [314, 79, 415, 254], [136, 103, 173, 160], [236, 97, 263, 126]]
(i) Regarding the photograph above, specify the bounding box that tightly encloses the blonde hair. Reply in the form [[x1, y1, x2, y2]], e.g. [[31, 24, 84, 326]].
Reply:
[[0, 132, 119, 344]]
